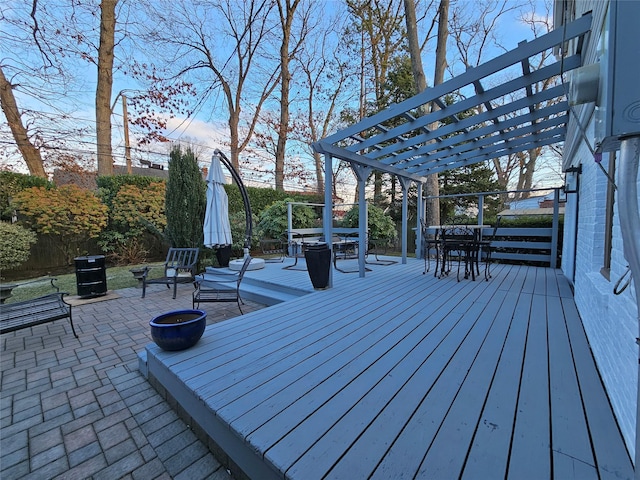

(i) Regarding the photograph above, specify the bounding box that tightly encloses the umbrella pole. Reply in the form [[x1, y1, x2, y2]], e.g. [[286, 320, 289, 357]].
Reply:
[[214, 150, 253, 251]]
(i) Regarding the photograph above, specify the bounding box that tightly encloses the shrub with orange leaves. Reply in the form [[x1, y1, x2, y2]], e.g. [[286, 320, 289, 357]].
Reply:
[[13, 185, 108, 264]]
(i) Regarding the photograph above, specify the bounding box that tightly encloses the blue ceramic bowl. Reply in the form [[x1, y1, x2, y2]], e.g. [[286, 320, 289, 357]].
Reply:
[[150, 309, 207, 351]]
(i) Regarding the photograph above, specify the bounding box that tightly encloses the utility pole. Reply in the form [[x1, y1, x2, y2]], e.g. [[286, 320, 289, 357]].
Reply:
[[121, 94, 132, 174]]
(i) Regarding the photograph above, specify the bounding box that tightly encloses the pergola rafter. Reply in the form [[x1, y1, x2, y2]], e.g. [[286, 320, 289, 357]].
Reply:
[[312, 13, 593, 180]]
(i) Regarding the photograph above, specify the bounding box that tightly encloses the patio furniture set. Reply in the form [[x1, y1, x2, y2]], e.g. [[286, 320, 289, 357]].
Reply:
[[422, 221, 501, 282]]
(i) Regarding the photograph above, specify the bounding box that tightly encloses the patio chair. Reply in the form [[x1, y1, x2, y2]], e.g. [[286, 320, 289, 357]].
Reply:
[[420, 221, 441, 275], [141, 247, 199, 299], [330, 233, 373, 273], [478, 217, 501, 280], [283, 231, 310, 271], [440, 225, 481, 281], [259, 237, 286, 263], [365, 236, 398, 266], [192, 254, 252, 314]]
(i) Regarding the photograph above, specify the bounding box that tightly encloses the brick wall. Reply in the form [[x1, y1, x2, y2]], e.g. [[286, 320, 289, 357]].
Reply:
[[563, 120, 638, 457]]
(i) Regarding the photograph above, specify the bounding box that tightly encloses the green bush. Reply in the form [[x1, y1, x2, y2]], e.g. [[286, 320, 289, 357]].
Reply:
[[0, 222, 37, 272], [98, 182, 167, 264], [164, 145, 206, 248], [97, 174, 165, 210], [229, 210, 260, 254], [226, 186, 322, 219], [340, 204, 397, 243], [257, 198, 316, 239]]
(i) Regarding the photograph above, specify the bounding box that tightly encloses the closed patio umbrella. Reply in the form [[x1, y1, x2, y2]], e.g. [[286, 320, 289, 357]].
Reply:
[[203, 154, 232, 248]]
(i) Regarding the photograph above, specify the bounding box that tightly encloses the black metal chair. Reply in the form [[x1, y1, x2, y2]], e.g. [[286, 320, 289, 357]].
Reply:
[[365, 236, 398, 266], [259, 238, 286, 263], [420, 220, 441, 275], [478, 217, 501, 280], [141, 247, 200, 299], [192, 255, 252, 314], [440, 227, 474, 281]]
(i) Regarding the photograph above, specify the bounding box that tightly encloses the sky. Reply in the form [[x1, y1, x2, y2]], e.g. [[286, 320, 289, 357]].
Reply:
[[1, 0, 560, 192]]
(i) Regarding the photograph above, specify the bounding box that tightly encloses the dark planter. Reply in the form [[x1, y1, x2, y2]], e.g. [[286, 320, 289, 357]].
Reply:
[[0, 284, 17, 304], [304, 242, 331, 289], [215, 245, 232, 267], [150, 309, 207, 351], [130, 267, 147, 288]]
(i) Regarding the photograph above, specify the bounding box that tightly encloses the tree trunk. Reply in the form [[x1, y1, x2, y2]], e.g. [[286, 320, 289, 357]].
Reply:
[[228, 107, 241, 174], [405, 0, 449, 227], [426, 0, 449, 224], [517, 147, 540, 197], [275, 41, 289, 191], [95, 0, 117, 176], [0, 67, 46, 178], [275, 0, 301, 192]]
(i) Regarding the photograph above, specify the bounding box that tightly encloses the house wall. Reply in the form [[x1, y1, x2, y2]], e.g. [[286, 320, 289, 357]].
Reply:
[[561, 0, 638, 457]]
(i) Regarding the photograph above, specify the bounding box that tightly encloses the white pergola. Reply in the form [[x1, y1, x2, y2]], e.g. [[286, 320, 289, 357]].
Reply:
[[312, 13, 593, 284]]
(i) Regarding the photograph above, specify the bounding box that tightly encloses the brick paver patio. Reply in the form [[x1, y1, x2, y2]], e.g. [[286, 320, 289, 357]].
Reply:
[[1, 283, 265, 479]]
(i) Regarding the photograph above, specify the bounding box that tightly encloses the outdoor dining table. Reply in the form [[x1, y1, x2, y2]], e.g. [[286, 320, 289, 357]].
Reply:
[[428, 225, 489, 281]]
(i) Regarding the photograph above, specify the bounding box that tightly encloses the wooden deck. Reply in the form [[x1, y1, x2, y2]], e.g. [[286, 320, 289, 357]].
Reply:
[[144, 259, 633, 480]]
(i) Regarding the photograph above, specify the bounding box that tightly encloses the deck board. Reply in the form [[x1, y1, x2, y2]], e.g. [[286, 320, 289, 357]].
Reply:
[[462, 290, 532, 478], [548, 293, 598, 479], [508, 285, 551, 479], [144, 260, 633, 480], [561, 297, 634, 479]]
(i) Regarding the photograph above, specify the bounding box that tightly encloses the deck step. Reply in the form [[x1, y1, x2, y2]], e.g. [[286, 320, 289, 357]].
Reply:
[[240, 276, 310, 305]]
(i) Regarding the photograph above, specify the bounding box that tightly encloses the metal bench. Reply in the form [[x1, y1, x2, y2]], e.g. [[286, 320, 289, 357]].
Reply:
[[0, 292, 77, 338], [142, 247, 200, 299]]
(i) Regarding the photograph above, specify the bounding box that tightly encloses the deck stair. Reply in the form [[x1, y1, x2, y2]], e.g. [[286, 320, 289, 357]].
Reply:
[[200, 267, 311, 306], [240, 276, 310, 305]]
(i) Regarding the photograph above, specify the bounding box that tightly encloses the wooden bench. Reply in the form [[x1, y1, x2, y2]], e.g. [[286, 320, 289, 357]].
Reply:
[[0, 292, 77, 338], [142, 247, 200, 299]]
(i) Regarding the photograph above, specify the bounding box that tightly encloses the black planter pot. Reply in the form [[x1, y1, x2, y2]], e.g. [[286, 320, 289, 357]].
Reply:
[[304, 243, 331, 289], [215, 245, 232, 267]]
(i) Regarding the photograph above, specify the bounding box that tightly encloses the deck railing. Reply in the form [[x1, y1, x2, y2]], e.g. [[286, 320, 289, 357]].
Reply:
[[420, 187, 563, 268]]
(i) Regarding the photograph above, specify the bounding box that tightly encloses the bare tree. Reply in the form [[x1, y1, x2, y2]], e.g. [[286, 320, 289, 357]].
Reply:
[[447, 0, 562, 196], [404, 0, 444, 227], [293, 18, 358, 196], [274, 0, 305, 191], [0, 0, 82, 177], [346, 0, 407, 202], [0, 0, 135, 176], [139, 0, 280, 173]]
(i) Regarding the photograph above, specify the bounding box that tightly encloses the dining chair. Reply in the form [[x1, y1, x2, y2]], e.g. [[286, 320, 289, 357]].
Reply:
[[420, 221, 441, 275], [478, 217, 501, 280], [441, 225, 480, 281]]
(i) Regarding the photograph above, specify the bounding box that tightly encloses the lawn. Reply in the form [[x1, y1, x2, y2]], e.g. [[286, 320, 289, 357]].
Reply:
[[2, 262, 166, 304]]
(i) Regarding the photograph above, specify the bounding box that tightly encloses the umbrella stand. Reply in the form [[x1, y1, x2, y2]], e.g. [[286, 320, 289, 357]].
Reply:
[[213, 150, 253, 252]]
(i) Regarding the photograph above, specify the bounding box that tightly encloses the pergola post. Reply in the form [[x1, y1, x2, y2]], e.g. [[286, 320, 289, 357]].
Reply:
[[352, 165, 372, 277], [323, 153, 334, 287], [399, 177, 411, 264], [417, 182, 424, 257]]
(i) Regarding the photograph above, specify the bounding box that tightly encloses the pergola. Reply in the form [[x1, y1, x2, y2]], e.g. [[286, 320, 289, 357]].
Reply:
[[312, 13, 592, 283]]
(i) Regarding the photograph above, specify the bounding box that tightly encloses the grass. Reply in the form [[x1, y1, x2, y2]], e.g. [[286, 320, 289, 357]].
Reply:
[[2, 262, 166, 304]]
